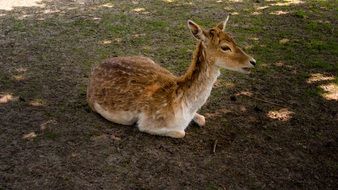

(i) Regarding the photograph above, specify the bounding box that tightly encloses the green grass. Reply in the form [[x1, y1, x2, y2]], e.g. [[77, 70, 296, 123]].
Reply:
[[305, 87, 324, 98], [12, 19, 26, 31], [2, 0, 336, 108], [308, 60, 336, 70], [44, 132, 59, 140], [294, 9, 308, 19], [206, 183, 219, 190]]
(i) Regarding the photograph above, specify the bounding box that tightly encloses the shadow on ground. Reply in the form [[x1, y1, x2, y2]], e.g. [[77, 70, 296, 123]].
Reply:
[[0, 0, 337, 189]]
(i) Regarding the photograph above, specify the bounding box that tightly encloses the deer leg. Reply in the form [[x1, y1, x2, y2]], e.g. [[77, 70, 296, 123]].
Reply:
[[138, 125, 185, 138], [137, 116, 186, 138], [193, 113, 205, 127]]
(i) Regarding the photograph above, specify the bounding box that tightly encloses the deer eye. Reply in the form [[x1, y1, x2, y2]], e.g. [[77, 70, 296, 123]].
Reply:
[[221, 45, 231, 52]]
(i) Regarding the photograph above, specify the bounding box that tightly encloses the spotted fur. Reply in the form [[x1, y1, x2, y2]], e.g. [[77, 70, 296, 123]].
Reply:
[[87, 17, 256, 138]]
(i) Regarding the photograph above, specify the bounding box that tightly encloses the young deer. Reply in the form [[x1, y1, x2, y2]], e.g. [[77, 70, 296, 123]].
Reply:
[[87, 16, 256, 138]]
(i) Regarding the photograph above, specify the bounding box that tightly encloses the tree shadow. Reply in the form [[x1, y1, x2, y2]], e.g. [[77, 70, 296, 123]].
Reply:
[[0, 0, 337, 189]]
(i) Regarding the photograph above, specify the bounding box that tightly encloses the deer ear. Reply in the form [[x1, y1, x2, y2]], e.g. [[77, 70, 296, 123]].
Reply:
[[217, 15, 230, 31], [187, 20, 206, 41]]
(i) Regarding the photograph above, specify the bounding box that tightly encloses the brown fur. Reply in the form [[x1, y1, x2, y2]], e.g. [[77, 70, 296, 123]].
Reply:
[[87, 18, 255, 138], [87, 56, 178, 123]]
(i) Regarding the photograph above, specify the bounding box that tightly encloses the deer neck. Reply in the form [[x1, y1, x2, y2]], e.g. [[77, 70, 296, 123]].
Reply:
[[177, 42, 220, 113]]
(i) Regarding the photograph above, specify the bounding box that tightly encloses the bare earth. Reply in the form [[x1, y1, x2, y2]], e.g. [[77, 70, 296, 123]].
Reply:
[[0, 0, 337, 189]]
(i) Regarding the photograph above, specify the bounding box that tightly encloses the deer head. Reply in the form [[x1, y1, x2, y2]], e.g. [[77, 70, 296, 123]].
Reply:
[[187, 15, 256, 73]]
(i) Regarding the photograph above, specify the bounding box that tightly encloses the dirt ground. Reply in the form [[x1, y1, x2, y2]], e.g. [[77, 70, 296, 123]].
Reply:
[[0, 0, 337, 189]]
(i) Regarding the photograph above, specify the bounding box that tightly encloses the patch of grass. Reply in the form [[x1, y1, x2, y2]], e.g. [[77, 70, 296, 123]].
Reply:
[[315, 0, 338, 10], [206, 182, 219, 190], [147, 20, 168, 30], [306, 21, 319, 30], [305, 86, 324, 98], [334, 78, 338, 85], [44, 132, 59, 140], [306, 21, 333, 32], [12, 19, 25, 31], [307, 59, 337, 71], [306, 39, 326, 51], [294, 10, 308, 19]]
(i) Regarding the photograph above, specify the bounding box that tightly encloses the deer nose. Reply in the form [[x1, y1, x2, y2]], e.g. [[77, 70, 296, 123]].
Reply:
[[250, 60, 256, 66]]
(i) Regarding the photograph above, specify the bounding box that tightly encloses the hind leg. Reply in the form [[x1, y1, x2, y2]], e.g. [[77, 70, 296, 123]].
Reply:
[[137, 115, 185, 138]]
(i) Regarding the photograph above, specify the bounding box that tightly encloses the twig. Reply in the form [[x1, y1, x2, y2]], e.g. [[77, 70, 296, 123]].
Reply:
[[212, 139, 218, 154], [242, 94, 285, 107]]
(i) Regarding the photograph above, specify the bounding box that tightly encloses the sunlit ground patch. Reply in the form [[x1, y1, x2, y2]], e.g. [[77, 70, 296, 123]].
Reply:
[[23, 132, 37, 140], [13, 67, 28, 81], [98, 40, 112, 45], [163, 0, 175, 3], [133, 7, 145, 12], [114, 38, 123, 43], [279, 38, 290, 44], [307, 73, 335, 84], [0, 0, 45, 10], [270, 10, 289, 15], [0, 94, 18, 104], [267, 108, 294, 121], [132, 7, 149, 14], [43, 9, 60, 14], [306, 73, 337, 101], [236, 91, 253, 97], [320, 83, 338, 101], [92, 17, 101, 21], [29, 99, 46, 106], [40, 119, 57, 131], [256, 6, 269, 10], [132, 33, 146, 38], [271, 0, 304, 6], [249, 37, 259, 41], [15, 67, 27, 72], [13, 74, 26, 81], [230, 12, 239, 15], [99, 3, 113, 8]]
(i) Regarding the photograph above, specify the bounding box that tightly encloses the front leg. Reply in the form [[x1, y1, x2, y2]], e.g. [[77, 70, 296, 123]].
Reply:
[[193, 113, 205, 127]]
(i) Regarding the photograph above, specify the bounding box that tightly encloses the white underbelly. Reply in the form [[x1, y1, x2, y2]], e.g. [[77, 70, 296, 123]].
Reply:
[[94, 102, 138, 125]]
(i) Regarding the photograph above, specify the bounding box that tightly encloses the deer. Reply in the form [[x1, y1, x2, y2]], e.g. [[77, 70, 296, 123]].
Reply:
[[87, 15, 256, 138]]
